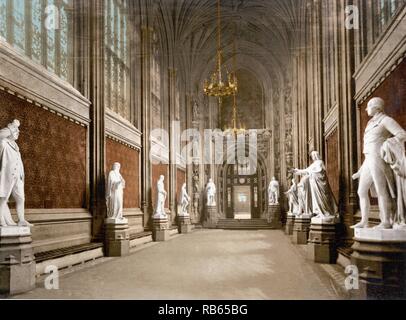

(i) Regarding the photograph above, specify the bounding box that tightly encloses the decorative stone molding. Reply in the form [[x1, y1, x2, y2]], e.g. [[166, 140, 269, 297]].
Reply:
[[150, 136, 170, 164], [0, 39, 91, 125], [176, 152, 187, 170], [105, 109, 142, 150], [354, 6, 406, 104], [323, 104, 338, 138], [15, 208, 92, 225]]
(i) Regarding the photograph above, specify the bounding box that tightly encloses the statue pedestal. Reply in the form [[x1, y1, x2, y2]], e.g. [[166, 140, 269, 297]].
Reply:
[[268, 205, 282, 229], [0, 226, 36, 296], [104, 219, 130, 257], [285, 213, 295, 235], [178, 215, 193, 234], [351, 228, 406, 299], [203, 206, 218, 229], [292, 216, 311, 245], [307, 217, 337, 264], [152, 217, 170, 242]]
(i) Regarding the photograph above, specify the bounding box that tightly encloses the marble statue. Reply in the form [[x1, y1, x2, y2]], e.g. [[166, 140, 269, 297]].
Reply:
[[179, 183, 191, 216], [192, 100, 199, 121], [206, 178, 216, 207], [268, 177, 280, 205], [352, 97, 406, 230], [106, 162, 126, 222], [285, 178, 299, 215], [0, 120, 32, 228], [296, 175, 312, 217], [381, 137, 406, 228], [154, 175, 167, 219], [294, 151, 338, 219]]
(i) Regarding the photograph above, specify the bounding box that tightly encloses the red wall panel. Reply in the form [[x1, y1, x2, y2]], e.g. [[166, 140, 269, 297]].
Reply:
[[106, 138, 140, 209], [0, 90, 87, 208]]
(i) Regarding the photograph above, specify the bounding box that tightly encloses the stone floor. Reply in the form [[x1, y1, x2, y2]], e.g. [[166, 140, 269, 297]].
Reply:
[[15, 230, 341, 300]]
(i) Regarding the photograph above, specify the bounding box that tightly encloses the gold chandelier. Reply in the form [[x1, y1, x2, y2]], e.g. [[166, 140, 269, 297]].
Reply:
[[224, 93, 246, 136], [203, 0, 238, 97]]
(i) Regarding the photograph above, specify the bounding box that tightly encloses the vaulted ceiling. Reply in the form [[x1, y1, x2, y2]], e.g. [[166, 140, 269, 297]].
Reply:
[[148, 0, 305, 92]]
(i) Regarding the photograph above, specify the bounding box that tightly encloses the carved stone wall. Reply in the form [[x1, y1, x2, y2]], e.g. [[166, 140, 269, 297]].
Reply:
[[0, 90, 87, 209], [325, 128, 339, 203], [106, 138, 140, 208]]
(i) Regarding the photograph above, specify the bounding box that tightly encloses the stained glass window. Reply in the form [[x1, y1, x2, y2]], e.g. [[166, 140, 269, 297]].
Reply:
[[0, 0, 73, 82], [59, 0, 70, 80], [151, 32, 162, 130], [379, 0, 402, 28], [104, 0, 131, 121], [46, 0, 56, 72], [31, 0, 42, 64], [0, 0, 7, 40], [12, 0, 25, 52]]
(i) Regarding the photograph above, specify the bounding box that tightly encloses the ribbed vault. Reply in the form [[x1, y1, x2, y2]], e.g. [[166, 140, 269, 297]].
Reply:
[[146, 0, 304, 92]]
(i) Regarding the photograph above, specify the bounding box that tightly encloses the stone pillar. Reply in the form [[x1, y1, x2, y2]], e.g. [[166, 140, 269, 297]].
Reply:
[[292, 216, 311, 245], [104, 219, 130, 257], [140, 26, 153, 228], [168, 68, 178, 226], [285, 213, 295, 235], [268, 204, 282, 229], [351, 229, 406, 300], [178, 215, 193, 234], [152, 217, 171, 242], [308, 217, 338, 264], [203, 205, 218, 229], [0, 227, 35, 296], [88, 0, 107, 241]]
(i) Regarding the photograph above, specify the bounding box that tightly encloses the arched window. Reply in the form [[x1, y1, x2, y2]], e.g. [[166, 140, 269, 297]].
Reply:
[[377, 0, 403, 33], [151, 30, 163, 130], [104, 0, 131, 121], [0, 0, 73, 82]]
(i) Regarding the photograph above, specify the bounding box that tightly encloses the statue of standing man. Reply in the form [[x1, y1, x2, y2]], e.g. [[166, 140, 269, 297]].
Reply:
[[106, 162, 126, 222], [154, 175, 167, 219], [285, 178, 299, 215], [0, 120, 32, 227], [268, 177, 280, 205], [352, 97, 406, 229], [206, 178, 216, 207], [179, 183, 190, 216]]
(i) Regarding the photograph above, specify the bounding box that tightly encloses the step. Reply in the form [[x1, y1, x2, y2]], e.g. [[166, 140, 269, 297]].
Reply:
[[218, 220, 269, 224], [35, 243, 104, 276], [35, 231, 155, 276], [130, 231, 153, 248]]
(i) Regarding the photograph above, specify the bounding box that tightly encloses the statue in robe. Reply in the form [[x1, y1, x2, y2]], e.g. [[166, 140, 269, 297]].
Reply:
[[294, 151, 338, 219], [179, 183, 191, 216], [106, 163, 126, 221], [380, 133, 406, 229], [285, 178, 299, 215], [0, 120, 32, 227], [192, 100, 199, 121], [154, 175, 167, 219], [206, 179, 216, 206], [296, 175, 312, 217], [268, 177, 280, 205]]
